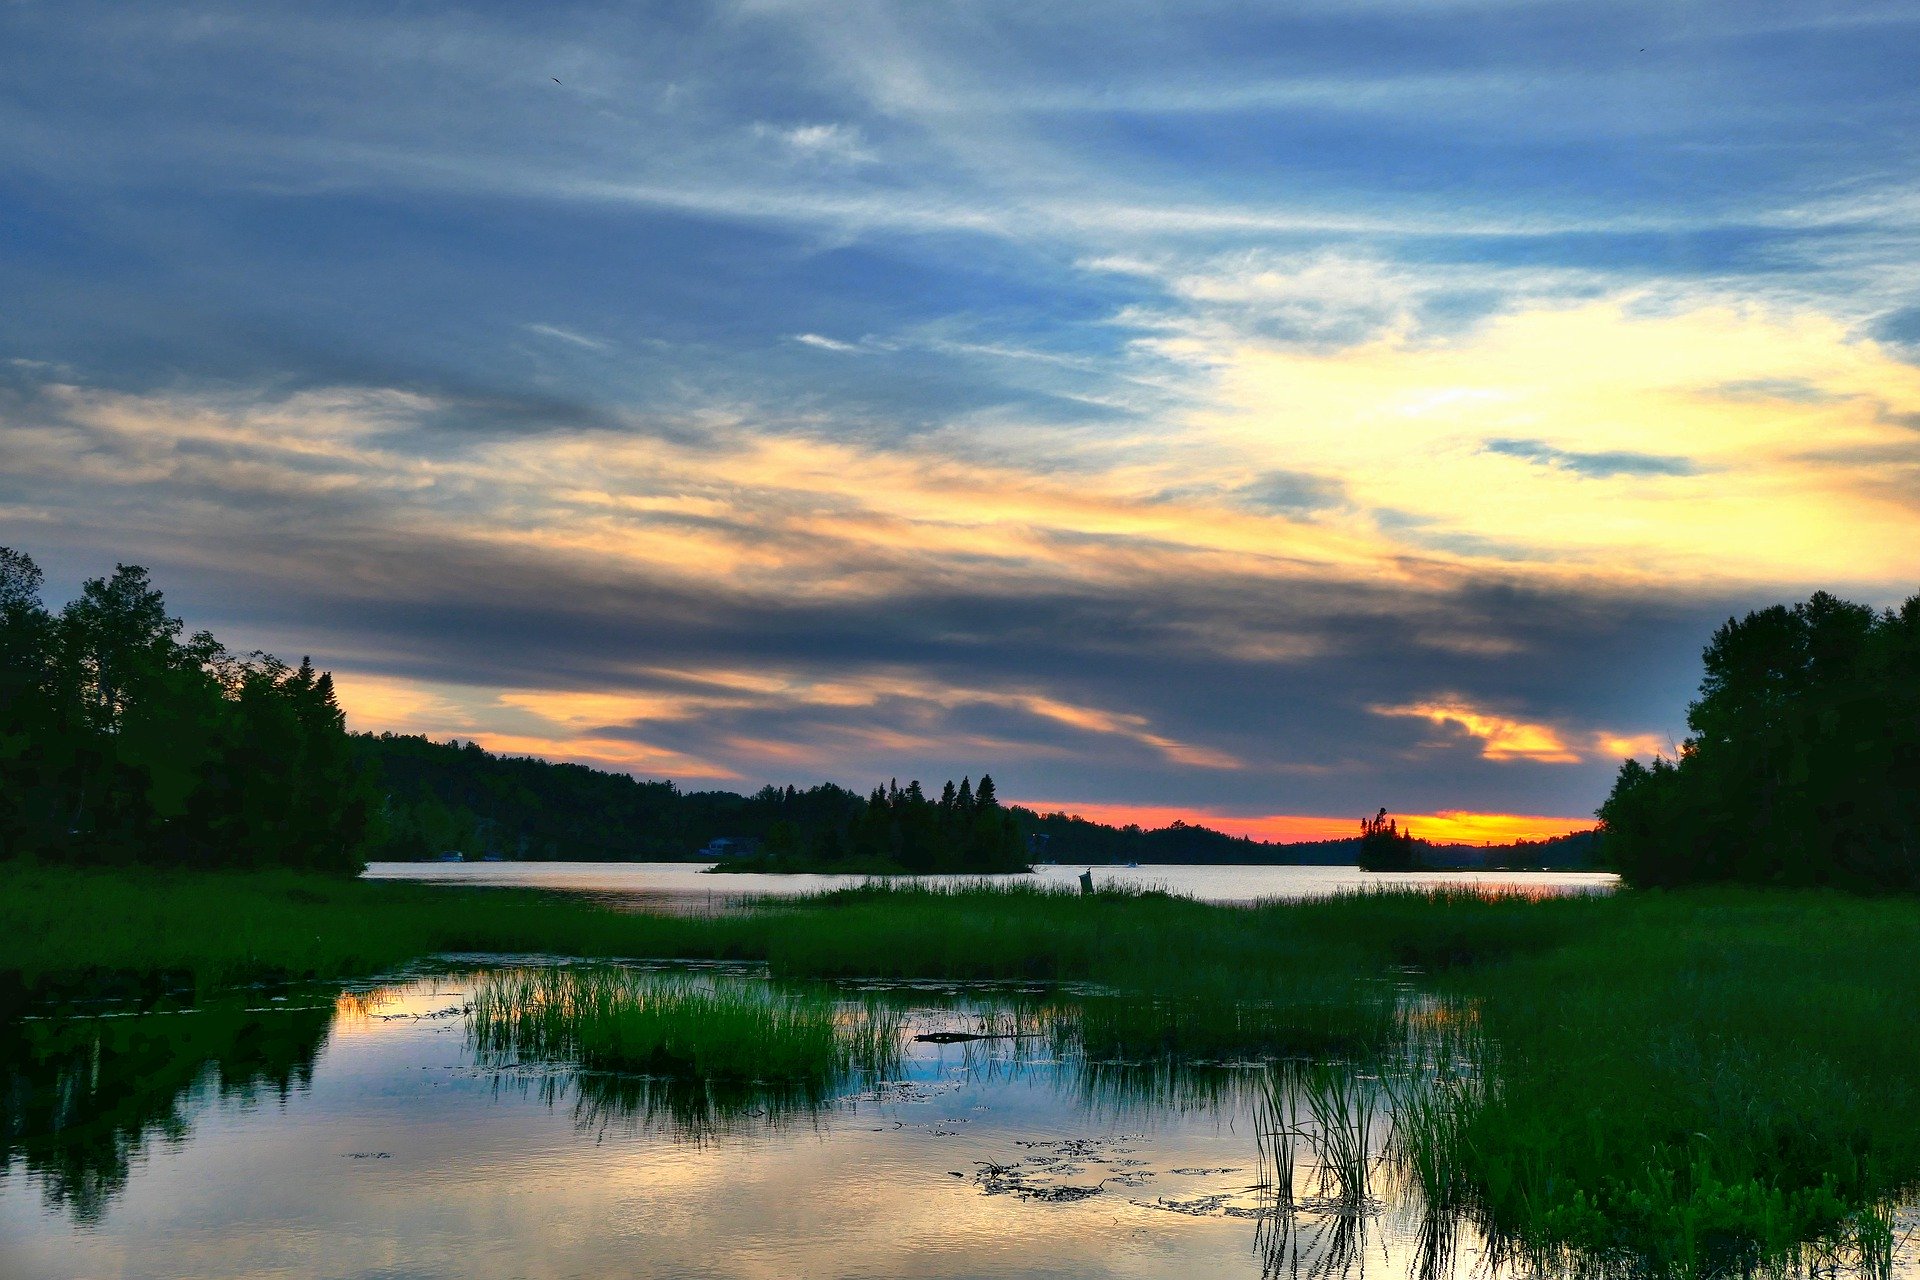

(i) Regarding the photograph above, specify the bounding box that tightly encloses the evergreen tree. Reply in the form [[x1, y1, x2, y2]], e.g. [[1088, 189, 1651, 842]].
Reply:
[[1356, 808, 1422, 871]]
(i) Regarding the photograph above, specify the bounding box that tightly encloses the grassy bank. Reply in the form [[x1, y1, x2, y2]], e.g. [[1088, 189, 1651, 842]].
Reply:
[[9, 866, 1920, 1273], [0, 866, 1601, 994], [1457, 892, 1920, 1273]]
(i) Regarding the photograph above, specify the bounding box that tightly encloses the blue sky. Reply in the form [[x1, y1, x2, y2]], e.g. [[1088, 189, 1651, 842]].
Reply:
[[5, 1, 1920, 836]]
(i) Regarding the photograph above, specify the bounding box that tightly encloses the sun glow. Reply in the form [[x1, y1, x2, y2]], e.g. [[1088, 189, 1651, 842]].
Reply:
[[1014, 801, 1591, 846]]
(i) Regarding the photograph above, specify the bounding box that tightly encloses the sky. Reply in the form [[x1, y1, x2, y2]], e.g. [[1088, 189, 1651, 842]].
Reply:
[[5, 2, 1920, 841]]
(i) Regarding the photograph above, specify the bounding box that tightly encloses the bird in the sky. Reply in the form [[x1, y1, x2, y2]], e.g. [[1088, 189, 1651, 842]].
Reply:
[[553, 77, 561, 83]]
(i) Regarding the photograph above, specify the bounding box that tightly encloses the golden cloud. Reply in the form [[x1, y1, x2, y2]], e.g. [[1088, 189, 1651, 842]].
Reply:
[[1373, 697, 1665, 766], [1372, 698, 1584, 763], [1198, 297, 1920, 587], [12, 290, 1903, 804]]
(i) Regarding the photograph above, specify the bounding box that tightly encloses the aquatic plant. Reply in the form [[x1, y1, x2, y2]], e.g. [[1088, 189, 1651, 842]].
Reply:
[[1253, 1056, 1383, 1221], [1381, 1007, 1489, 1217], [467, 967, 903, 1084]]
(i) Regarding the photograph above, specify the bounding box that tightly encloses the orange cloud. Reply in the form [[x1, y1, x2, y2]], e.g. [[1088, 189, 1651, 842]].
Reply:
[[465, 732, 740, 781], [1373, 697, 1665, 766], [1372, 698, 1583, 763], [1594, 731, 1670, 759]]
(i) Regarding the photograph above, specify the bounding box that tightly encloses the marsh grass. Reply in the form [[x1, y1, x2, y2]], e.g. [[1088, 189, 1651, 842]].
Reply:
[[468, 967, 903, 1083], [1257, 1059, 1383, 1212], [1361, 1005, 1909, 1280], [1381, 1005, 1490, 1218], [1438, 893, 1920, 1278], [465, 966, 908, 1144], [0, 867, 1593, 996]]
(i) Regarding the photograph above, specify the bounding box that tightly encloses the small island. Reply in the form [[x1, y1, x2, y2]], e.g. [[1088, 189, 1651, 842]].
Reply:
[[702, 774, 1030, 875]]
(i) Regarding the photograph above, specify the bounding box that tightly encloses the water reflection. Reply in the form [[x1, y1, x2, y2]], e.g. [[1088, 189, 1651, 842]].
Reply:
[[0, 966, 1908, 1280], [0, 993, 331, 1223]]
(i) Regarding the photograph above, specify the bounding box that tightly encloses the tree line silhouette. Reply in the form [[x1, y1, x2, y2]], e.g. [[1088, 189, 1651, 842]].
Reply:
[[1352, 809, 1596, 872], [758, 774, 1027, 872], [1600, 590, 1920, 889], [2, 547, 1630, 878], [0, 550, 1030, 873], [0, 550, 371, 871], [360, 735, 1024, 870]]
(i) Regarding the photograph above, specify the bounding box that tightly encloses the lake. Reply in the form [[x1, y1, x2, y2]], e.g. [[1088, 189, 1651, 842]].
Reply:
[[362, 859, 1619, 911], [8, 884, 1913, 1280], [0, 962, 1574, 1280]]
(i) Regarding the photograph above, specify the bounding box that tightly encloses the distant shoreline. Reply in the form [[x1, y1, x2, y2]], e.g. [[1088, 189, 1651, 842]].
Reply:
[[376, 855, 1600, 873]]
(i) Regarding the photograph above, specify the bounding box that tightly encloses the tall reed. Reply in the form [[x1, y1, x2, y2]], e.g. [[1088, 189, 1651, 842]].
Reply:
[[467, 966, 903, 1083]]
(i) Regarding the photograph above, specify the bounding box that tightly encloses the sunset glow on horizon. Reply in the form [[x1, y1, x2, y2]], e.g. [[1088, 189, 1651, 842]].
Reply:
[[1011, 803, 1593, 847]]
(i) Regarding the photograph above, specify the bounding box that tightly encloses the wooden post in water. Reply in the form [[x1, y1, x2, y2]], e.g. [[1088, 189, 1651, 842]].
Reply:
[[1078, 868, 1094, 896]]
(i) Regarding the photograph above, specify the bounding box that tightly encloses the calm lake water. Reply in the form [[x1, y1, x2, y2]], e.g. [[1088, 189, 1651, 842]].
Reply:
[[7, 959, 1912, 1279], [0, 964, 1567, 1280], [362, 860, 1619, 910]]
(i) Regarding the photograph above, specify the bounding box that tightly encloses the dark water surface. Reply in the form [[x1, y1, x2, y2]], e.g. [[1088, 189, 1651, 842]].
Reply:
[[0, 963, 1534, 1280]]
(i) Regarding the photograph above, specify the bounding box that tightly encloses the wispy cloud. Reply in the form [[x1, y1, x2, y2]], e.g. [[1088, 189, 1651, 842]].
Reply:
[[523, 323, 612, 352], [754, 121, 876, 165], [791, 333, 866, 353], [1373, 698, 1667, 767], [1483, 438, 1701, 479], [1373, 699, 1585, 765]]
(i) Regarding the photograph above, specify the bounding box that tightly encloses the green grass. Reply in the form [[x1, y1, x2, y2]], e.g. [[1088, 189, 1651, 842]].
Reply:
[[0, 866, 1597, 995], [464, 966, 907, 1145], [1442, 893, 1920, 1276], [9, 865, 1920, 1274], [468, 966, 902, 1081]]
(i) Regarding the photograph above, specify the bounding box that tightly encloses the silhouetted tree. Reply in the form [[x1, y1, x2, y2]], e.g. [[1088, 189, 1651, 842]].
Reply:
[[0, 549, 372, 871], [1600, 590, 1920, 889], [1356, 807, 1423, 871]]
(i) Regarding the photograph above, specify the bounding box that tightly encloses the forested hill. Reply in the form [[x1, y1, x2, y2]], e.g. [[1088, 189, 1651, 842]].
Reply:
[[358, 734, 862, 861], [361, 734, 1024, 871], [359, 733, 1601, 869], [1011, 811, 1353, 866]]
